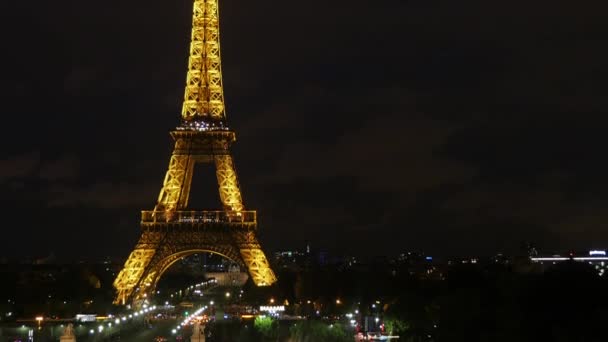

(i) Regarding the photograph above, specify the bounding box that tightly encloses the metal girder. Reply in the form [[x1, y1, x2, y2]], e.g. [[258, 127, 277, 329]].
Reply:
[[182, 0, 226, 121], [113, 249, 156, 305], [114, 131, 277, 305], [235, 231, 278, 286], [114, 225, 276, 304], [215, 154, 244, 212], [156, 154, 193, 211], [113, 0, 277, 305]]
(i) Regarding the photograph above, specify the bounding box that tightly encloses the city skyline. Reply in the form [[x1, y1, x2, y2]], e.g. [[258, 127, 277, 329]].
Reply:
[[1, 0, 608, 261]]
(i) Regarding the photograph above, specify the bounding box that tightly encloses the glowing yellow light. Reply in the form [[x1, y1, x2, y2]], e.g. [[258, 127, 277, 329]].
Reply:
[[112, 0, 277, 306]]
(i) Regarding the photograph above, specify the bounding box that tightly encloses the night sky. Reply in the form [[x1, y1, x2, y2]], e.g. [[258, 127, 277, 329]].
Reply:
[[1, 0, 607, 260]]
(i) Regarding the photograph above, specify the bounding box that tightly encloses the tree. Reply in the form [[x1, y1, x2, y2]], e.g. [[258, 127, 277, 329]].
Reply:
[[254, 315, 278, 341], [289, 320, 352, 342], [383, 317, 409, 336]]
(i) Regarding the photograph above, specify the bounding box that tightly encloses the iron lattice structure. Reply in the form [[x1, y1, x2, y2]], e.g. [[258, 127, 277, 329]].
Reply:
[[113, 0, 277, 305]]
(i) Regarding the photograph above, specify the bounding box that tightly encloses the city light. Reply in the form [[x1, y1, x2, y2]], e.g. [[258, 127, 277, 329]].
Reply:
[[176, 305, 207, 331], [259, 306, 285, 312], [532, 256, 608, 261]]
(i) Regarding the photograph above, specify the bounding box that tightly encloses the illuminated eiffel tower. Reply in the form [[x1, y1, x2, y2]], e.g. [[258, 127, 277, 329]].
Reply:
[[112, 0, 277, 305]]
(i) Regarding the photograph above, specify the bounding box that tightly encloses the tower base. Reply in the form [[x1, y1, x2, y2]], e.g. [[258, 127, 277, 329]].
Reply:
[[113, 215, 276, 305]]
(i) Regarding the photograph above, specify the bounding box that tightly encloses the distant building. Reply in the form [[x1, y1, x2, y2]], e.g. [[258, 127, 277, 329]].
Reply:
[[273, 250, 307, 270], [448, 257, 480, 265], [395, 251, 425, 265], [531, 250, 608, 276], [206, 266, 248, 287], [491, 253, 510, 265], [389, 251, 442, 280]]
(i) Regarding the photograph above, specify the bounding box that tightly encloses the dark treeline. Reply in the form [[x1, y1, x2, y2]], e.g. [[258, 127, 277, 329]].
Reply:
[[0, 263, 116, 317], [2, 259, 607, 341], [243, 260, 608, 342]]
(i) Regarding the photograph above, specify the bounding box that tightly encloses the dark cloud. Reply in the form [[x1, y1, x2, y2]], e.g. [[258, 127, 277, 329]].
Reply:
[[269, 111, 477, 192], [45, 182, 157, 209], [1, 0, 607, 259], [0, 152, 40, 183], [39, 155, 80, 181]]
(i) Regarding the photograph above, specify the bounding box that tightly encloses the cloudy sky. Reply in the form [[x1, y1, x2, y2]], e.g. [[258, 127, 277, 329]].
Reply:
[[1, 0, 607, 260]]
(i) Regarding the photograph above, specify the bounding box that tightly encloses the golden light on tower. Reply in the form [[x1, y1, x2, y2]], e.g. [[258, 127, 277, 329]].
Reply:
[[112, 0, 277, 306], [181, 0, 225, 121]]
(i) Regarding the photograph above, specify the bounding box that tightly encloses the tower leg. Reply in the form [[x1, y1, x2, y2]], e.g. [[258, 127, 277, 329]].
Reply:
[[215, 155, 244, 211], [234, 231, 277, 286], [157, 153, 195, 211], [113, 232, 163, 304]]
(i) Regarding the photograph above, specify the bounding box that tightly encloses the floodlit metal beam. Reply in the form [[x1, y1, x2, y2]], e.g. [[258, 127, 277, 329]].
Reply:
[[113, 0, 276, 306]]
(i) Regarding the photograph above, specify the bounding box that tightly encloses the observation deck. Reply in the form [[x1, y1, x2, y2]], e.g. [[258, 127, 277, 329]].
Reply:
[[141, 210, 256, 228]]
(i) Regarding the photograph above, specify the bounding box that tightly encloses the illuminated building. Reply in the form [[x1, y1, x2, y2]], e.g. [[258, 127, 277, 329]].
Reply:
[[112, 0, 276, 305], [530, 250, 608, 276]]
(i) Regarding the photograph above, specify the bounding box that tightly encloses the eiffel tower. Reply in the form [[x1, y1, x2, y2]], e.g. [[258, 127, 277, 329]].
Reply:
[[112, 0, 277, 305]]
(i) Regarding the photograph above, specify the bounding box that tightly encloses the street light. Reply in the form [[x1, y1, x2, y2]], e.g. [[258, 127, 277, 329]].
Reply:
[[35, 316, 43, 329]]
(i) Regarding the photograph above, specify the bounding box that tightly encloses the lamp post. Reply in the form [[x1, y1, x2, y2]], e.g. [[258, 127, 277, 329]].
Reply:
[[35, 316, 43, 330]]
